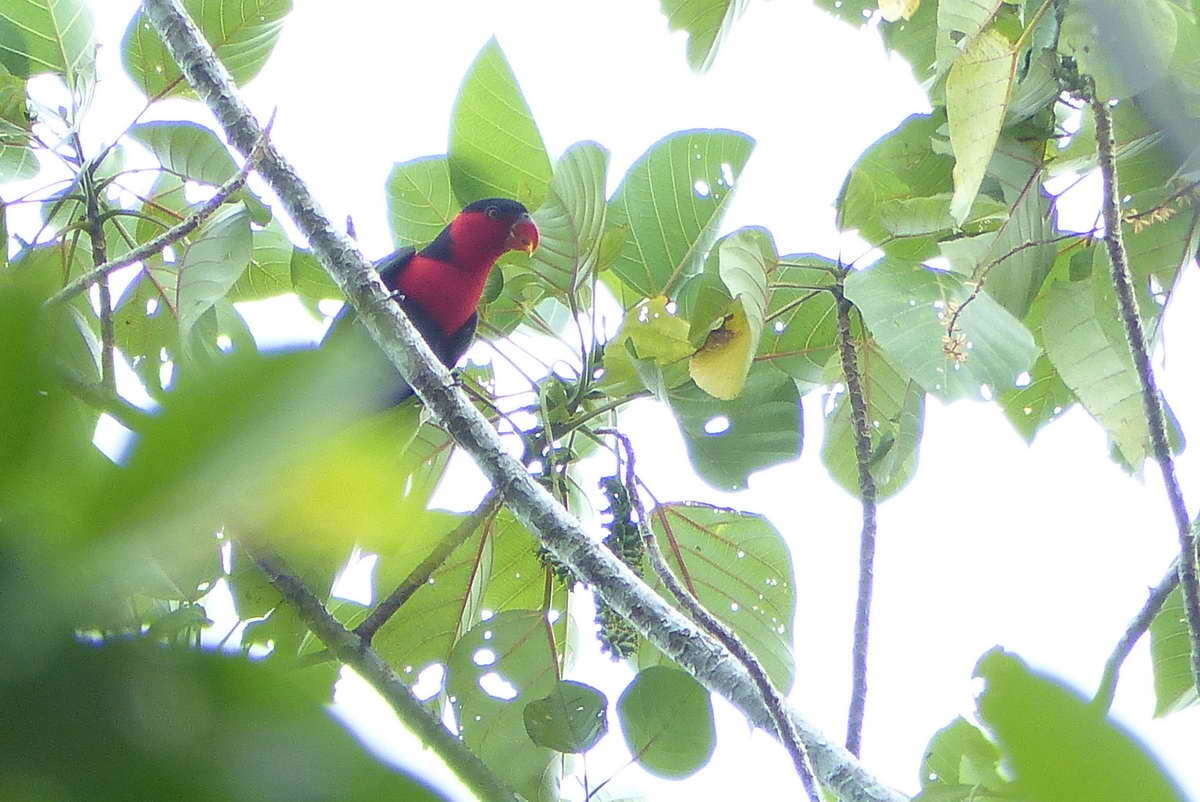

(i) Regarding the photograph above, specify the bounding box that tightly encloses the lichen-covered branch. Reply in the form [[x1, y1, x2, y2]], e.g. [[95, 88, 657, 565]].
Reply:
[[1092, 96, 1200, 699], [142, 3, 905, 799]]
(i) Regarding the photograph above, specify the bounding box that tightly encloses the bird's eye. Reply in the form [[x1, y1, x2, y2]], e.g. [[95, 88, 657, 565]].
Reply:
[[486, 205, 500, 219]]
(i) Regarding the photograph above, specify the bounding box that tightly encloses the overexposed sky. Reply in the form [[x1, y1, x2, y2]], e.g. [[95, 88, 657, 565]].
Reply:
[[15, 1, 1199, 799]]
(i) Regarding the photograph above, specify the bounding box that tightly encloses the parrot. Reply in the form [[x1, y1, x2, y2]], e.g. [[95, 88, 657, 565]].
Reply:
[[324, 198, 539, 405]]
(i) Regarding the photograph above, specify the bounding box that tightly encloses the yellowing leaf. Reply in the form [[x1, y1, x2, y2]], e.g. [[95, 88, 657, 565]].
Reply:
[[879, 0, 920, 22], [601, 296, 694, 396], [689, 299, 755, 400], [946, 28, 1018, 224]]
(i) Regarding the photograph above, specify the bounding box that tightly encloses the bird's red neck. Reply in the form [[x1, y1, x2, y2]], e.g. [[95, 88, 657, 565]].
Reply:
[[393, 211, 507, 335]]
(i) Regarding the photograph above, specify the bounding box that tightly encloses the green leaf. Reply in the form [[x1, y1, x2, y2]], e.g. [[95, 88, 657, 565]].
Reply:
[[946, 28, 1018, 224], [936, 0, 1004, 72], [821, 342, 926, 501], [975, 647, 1187, 802], [756, 254, 839, 389], [0, 0, 94, 83], [448, 37, 551, 209], [1060, 0, 1177, 101], [0, 140, 38, 182], [883, 0, 941, 84], [170, 205, 253, 339], [920, 716, 1006, 789], [446, 610, 558, 800], [608, 129, 754, 298], [1040, 277, 1153, 467], [1150, 585, 1200, 716], [130, 121, 237, 185], [0, 71, 31, 137], [599, 296, 693, 398], [666, 363, 802, 492], [228, 218, 294, 301], [617, 666, 716, 779], [0, 642, 450, 801], [385, 155, 458, 249], [644, 504, 796, 690], [523, 680, 609, 753], [530, 141, 609, 295], [999, 354, 1074, 442], [123, 0, 292, 100], [845, 260, 1038, 400], [658, 0, 747, 72]]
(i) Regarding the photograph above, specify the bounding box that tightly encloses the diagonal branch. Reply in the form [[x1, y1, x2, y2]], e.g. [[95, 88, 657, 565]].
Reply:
[[142, 3, 905, 799], [247, 545, 522, 802], [1093, 561, 1179, 712], [355, 492, 501, 643], [834, 280, 878, 758], [1092, 95, 1200, 700]]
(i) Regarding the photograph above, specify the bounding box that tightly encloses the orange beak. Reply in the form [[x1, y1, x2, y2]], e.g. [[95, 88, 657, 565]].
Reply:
[[506, 214, 540, 255]]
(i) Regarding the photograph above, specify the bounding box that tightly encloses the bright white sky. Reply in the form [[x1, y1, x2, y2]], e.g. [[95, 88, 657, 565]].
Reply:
[[17, 1, 1200, 799]]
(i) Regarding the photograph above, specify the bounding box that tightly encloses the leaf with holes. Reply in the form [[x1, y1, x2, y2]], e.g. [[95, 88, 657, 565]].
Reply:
[[757, 254, 839, 389], [946, 28, 1018, 224], [531, 141, 609, 295], [1150, 586, 1199, 717], [845, 260, 1037, 400], [447, 610, 559, 800], [667, 364, 802, 492], [618, 666, 715, 779], [130, 121, 237, 185], [0, 0, 94, 84], [645, 503, 795, 690], [999, 355, 1074, 443], [1041, 277, 1153, 468], [600, 296, 693, 397], [608, 129, 754, 299], [658, 0, 747, 72], [386, 155, 458, 249], [976, 648, 1188, 802], [822, 341, 926, 501], [448, 38, 551, 209], [523, 680, 608, 754], [123, 0, 292, 100]]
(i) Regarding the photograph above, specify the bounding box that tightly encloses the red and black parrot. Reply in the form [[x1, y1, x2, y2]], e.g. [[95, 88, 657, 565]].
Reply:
[[325, 198, 539, 405]]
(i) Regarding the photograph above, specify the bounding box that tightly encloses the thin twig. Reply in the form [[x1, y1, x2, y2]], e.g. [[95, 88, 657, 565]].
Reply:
[[72, 133, 116, 390], [354, 493, 502, 643], [835, 279, 878, 758], [44, 116, 273, 308], [57, 365, 154, 431], [246, 544, 522, 802], [1093, 561, 1180, 712], [1092, 95, 1200, 694], [597, 429, 821, 802]]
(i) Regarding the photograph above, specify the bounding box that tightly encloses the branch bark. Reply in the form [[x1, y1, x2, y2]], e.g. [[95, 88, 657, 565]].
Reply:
[[1092, 96, 1200, 697], [1093, 561, 1179, 711], [248, 546, 522, 802], [834, 282, 879, 758], [142, 3, 906, 799]]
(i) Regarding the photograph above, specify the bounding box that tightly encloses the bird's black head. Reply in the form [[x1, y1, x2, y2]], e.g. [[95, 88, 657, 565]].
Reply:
[[461, 198, 531, 221]]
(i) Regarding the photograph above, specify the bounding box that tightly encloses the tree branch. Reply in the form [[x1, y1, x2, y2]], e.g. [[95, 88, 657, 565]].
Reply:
[[73, 134, 116, 390], [1093, 560, 1179, 712], [834, 281, 878, 758], [1093, 96, 1200, 696], [247, 545, 522, 802], [601, 429, 820, 802], [143, 4, 905, 799], [355, 492, 501, 643], [45, 121, 267, 308]]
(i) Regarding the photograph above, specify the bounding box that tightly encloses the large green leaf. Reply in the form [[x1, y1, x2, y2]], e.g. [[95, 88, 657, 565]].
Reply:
[[999, 354, 1075, 442], [523, 680, 609, 754], [163, 204, 252, 339], [448, 37, 551, 209], [130, 121, 237, 185], [920, 716, 1007, 791], [1040, 277, 1153, 467], [645, 503, 796, 690], [1150, 586, 1200, 717], [845, 260, 1038, 400], [446, 610, 558, 800], [666, 364, 802, 492], [385, 155, 458, 249], [975, 648, 1187, 802], [123, 0, 292, 100], [530, 141, 609, 295], [658, 0, 747, 72], [1060, 0, 1178, 101], [756, 254, 839, 389], [0, 0, 94, 83], [946, 28, 1018, 224], [821, 341, 926, 501], [608, 129, 754, 299], [617, 666, 715, 779], [0, 642, 450, 801]]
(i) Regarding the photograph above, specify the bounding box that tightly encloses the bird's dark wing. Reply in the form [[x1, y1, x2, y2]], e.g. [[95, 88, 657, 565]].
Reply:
[[438, 311, 478, 369], [321, 247, 416, 345]]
